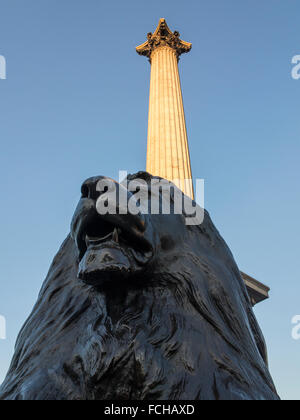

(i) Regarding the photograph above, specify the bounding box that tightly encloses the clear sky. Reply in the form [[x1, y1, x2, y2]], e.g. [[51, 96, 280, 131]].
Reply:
[[0, 0, 299, 400]]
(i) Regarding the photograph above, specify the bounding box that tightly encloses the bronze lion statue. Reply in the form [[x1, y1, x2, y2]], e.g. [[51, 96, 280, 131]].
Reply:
[[0, 172, 279, 400]]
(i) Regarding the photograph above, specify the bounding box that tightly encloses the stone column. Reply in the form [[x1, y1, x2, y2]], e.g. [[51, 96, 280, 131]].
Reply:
[[136, 19, 194, 199]]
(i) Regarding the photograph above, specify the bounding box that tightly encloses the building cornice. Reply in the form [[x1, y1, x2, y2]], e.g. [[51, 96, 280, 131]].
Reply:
[[241, 272, 270, 306]]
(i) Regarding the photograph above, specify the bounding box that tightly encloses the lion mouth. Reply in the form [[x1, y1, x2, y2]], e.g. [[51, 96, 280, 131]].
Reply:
[[76, 214, 153, 286], [85, 227, 121, 248], [78, 215, 152, 257]]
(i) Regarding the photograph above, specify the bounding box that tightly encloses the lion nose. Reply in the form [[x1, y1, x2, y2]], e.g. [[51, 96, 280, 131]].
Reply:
[[81, 176, 107, 200]]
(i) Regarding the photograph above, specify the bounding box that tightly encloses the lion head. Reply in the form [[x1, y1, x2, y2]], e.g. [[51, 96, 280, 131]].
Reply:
[[71, 172, 194, 289], [0, 172, 279, 400]]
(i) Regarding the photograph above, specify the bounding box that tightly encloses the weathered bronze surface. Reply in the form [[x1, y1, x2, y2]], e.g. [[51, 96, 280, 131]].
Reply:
[[0, 173, 279, 400]]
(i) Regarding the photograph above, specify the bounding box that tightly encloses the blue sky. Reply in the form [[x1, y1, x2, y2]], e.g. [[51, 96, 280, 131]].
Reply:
[[0, 0, 299, 400]]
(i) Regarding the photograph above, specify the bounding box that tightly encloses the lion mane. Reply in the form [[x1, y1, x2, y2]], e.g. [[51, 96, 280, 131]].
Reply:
[[0, 173, 279, 400]]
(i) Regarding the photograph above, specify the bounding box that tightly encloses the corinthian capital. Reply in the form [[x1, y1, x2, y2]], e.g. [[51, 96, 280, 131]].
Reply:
[[136, 18, 192, 61]]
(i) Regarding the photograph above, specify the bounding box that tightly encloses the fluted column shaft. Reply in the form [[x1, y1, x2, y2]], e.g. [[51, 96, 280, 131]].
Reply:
[[136, 18, 194, 199], [147, 46, 194, 199]]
